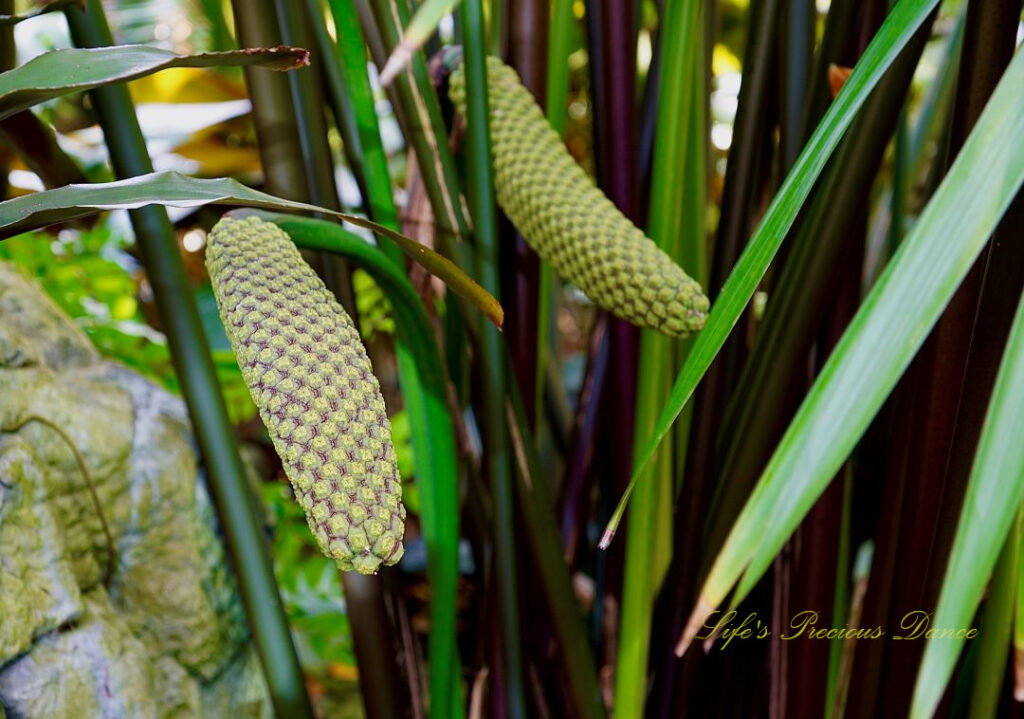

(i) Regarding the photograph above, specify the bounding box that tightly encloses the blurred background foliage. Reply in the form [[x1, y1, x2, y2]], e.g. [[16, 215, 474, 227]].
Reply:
[[1, 0, 1021, 716]]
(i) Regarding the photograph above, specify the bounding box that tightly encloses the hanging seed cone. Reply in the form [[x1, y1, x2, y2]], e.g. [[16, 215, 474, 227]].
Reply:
[[448, 56, 709, 337], [206, 215, 405, 574]]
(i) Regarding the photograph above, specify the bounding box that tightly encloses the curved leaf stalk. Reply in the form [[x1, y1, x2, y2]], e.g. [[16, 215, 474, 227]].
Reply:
[[270, 213, 464, 719], [320, 0, 462, 713], [460, 1, 526, 715], [0, 171, 503, 329], [0, 45, 308, 121], [5, 415, 115, 587]]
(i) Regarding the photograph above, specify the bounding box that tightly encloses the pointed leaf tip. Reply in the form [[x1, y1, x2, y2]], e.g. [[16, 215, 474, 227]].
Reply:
[[675, 597, 716, 657], [240, 45, 310, 70], [379, 44, 414, 87]]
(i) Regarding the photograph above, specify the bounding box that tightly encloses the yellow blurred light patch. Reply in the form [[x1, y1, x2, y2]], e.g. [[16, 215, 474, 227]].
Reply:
[[112, 295, 138, 321], [127, 67, 246, 105], [173, 134, 262, 177], [713, 44, 742, 75], [326, 663, 359, 682]]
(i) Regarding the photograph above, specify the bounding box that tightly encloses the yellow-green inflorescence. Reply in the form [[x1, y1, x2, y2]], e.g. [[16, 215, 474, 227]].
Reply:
[[206, 215, 405, 574], [449, 56, 709, 337]]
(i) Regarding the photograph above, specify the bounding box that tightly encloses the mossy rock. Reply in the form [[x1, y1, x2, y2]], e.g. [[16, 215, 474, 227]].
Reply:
[[0, 263, 270, 718]]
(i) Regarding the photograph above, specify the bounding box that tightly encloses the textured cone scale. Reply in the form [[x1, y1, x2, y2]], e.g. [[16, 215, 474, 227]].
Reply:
[[206, 216, 405, 574], [449, 56, 709, 337]]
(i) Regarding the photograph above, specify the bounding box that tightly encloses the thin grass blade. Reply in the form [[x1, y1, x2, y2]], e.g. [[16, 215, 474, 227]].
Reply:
[[460, 0, 527, 713], [966, 509, 1022, 719], [533, 0, 574, 423], [324, 0, 403, 262], [910, 289, 1024, 718], [1016, 538, 1024, 701]]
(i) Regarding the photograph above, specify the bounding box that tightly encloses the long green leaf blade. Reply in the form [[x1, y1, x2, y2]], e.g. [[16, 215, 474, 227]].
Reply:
[[680, 46, 1024, 654], [0, 45, 308, 120], [0, 171, 503, 327], [966, 509, 1022, 719], [601, 0, 942, 546], [911, 290, 1024, 719]]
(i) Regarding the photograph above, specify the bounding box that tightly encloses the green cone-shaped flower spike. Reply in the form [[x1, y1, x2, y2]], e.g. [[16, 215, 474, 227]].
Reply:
[[449, 56, 709, 337], [206, 215, 405, 574]]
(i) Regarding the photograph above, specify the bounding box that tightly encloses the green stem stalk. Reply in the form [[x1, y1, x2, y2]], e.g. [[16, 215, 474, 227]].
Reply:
[[460, 1, 526, 715], [63, 3, 313, 716]]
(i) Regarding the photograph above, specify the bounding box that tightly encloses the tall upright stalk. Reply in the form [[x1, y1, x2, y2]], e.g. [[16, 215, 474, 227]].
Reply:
[[507, 388, 606, 719], [779, 0, 814, 171], [322, 0, 404, 265], [615, 1, 704, 716], [62, 2, 313, 717], [274, 0, 358, 312], [229, 0, 310, 199], [0, 0, 12, 199], [708, 12, 934, 556], [275, 0, 341, 213], [845, 4, 1020, 714], [545, 0, 572, 137], [460, 1, 527, 715], [678, 0, 781, 562], [534, 0, 573, 425], [583, 1, 641, 646], [502, 0, 547, 424], [321, 3, 462, 716]]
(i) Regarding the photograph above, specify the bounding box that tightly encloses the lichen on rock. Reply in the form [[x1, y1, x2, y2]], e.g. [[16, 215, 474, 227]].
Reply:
[[0, 263, 270, 718]]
